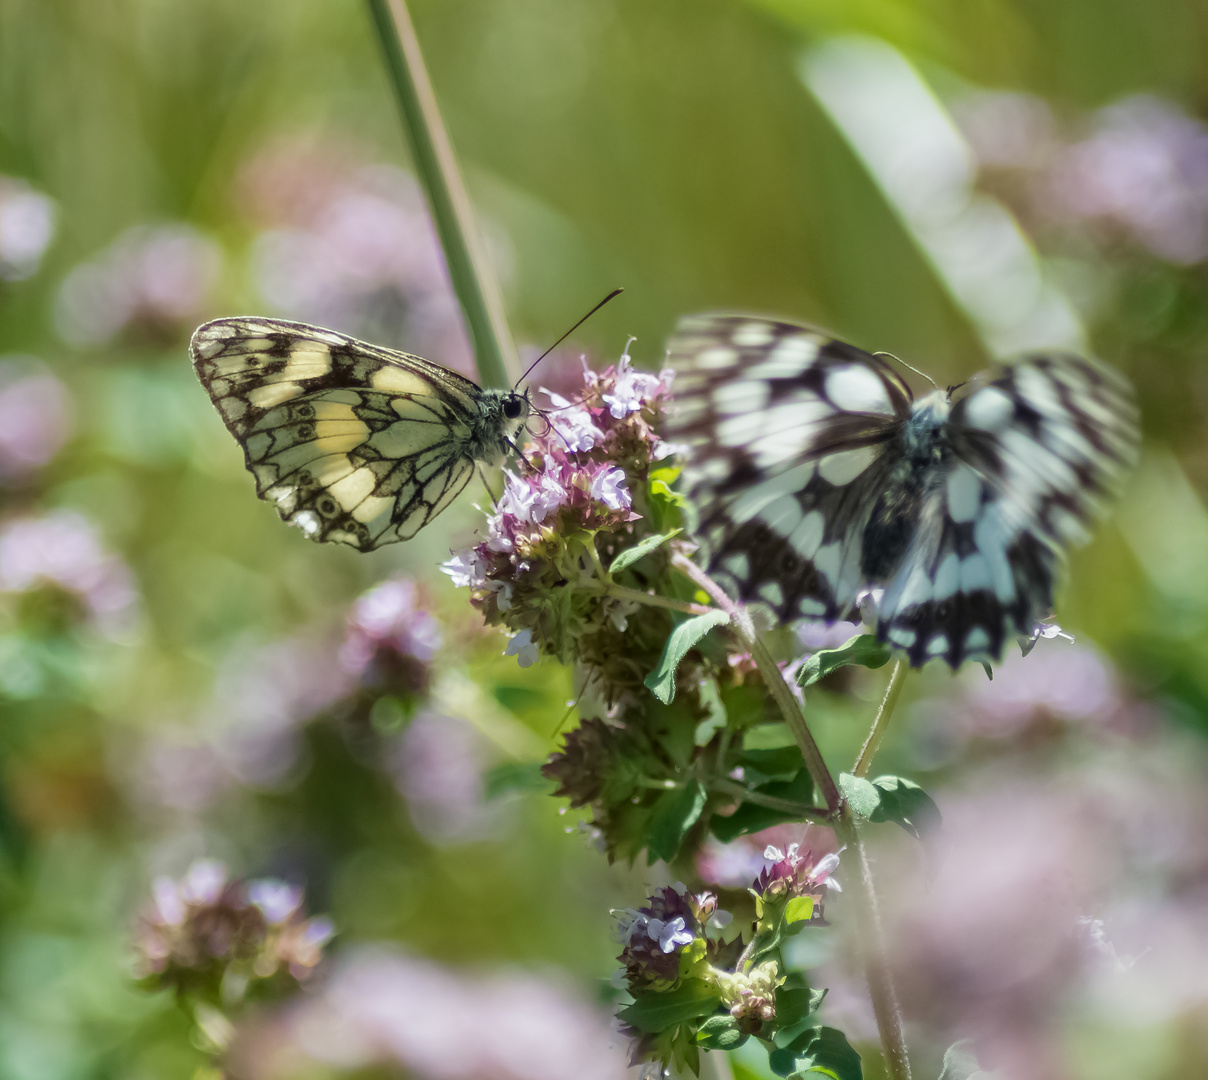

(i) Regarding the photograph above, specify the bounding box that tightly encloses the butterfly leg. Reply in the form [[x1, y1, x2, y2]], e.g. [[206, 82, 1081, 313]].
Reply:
[[477, 464, 501, 511]]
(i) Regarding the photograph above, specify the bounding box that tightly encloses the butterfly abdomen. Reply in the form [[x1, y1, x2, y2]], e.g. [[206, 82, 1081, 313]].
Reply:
[[860, 395, 952, 582]]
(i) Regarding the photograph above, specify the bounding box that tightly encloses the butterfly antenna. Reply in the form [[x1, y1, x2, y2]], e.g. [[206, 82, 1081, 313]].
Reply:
[[515, 287, 624, 388], [875, 350, 940, 392]]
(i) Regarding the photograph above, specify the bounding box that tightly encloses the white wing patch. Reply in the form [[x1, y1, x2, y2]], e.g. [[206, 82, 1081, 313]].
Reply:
[[666, 315, 1139, 669]]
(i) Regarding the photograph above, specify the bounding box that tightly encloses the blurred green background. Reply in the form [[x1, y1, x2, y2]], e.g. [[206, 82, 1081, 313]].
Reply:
[[2, 1, 1208, 1078]]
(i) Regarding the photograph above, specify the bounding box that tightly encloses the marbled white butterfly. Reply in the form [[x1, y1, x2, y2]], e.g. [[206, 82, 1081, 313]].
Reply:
[[666, 314, 1138, 668], [190, 318, 530, 551]]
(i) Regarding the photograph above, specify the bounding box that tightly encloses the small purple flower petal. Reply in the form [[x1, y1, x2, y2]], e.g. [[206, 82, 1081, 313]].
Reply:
[[590, 466, 630, 511], [248, 879, 304, 924], [180, 859, 227, 905], [504, 628, 540, 668], [602, 344, 660, 418]]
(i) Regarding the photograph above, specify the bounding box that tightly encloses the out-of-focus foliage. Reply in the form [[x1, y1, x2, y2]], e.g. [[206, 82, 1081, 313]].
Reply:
[[1, 1, 1208, 1078]]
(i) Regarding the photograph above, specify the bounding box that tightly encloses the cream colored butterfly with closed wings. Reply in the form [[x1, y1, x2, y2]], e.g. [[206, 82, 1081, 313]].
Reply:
[[190, 317, 531, 551]]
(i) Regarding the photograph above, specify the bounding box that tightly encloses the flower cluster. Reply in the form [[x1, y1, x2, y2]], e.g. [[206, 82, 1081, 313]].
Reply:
[[615, 885, 734, 992], [55, 223, 221, 346], [0, 510, 138, 637], [0, 359, 73, 485], [443, 348, 675, 677], [240, 146, 475, 373], [0, 174, 56, 281], [617, 848, 843, 1074], [753, 843, 841, 909], [956, 90, 1208, 266], [133, 859, 333, 1005], [339, 576, 442, 702]]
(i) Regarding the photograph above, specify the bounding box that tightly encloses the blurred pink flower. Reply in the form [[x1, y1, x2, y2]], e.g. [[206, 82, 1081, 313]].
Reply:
[[958, 90, 1208, 266], [845, 730, 1208, 1080], [203, 635, 353, 789], [340, 577, 442, 698], [0, 510, 137, 634], [244, 150, 476, 372], [55, 223, 222, 345], [135, 859, 332, 990], [231, 946, 629, 1080], [912, 637, 1128, 764], [389, 712, 502, 844], [0, 175, 56, 281], [0, 359, 73, 481], [1042, 96, 1208, 264]]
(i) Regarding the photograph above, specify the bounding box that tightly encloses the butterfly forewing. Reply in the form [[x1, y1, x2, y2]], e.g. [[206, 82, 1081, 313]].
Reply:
[[191, 317, 525, 551], [666, 315, 911, 622], [666, 314, 1139, 669]]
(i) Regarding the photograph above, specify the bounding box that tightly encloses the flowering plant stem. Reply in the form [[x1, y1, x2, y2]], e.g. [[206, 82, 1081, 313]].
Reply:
[[853, 659, 907, 778], [601, 581, 716, 617], [671, 552, 913, 1079], [839, 812, 913, 1080], [364, 0, 518, 387], [671, 552, 841, 813]]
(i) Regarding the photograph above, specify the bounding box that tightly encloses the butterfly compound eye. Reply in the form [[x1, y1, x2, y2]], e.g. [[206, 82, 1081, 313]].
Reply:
[[503, 397, 523, 420]]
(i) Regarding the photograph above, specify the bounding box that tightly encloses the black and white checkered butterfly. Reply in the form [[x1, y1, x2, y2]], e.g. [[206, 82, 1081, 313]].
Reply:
[[665, 315, 1138, 668]]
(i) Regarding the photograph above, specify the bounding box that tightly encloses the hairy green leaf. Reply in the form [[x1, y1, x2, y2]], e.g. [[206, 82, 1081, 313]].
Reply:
[[645, 609, 730, 703], [868, 775, 941, 840], [796, 634, 890, 688], [647, 779, 708, 863], [618, 978, 722, 1033], [839, 773, 940, 840], [609, 529, 682, 575], [838, 773, 880, 818], [696, 1014, 748, 1050], [768, 1025, 862, 1079], [775, 986, 827, 1029]]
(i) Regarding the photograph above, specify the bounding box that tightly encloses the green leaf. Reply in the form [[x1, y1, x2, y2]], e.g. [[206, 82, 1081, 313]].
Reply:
[[768, 1025, 862, 1079], [784, 895, 815, 925], [868, 776, 941, 840], [839, 774, 941, 840], [647, 779, 708, 863], [710, 768, 814, 843], [938, 1040, 983, 1080], [482, 760, 552, 800], [645, 610, 730, 704], [618, 978, 722, 1033], [696, 1014, 748, 1050], [694, 677, 727, 746], [796, 635, 890, 688], [609, 529, 681, 575], [774, 986, 827, 1030], [838, 773, 880, 819], [739, 746, 806, 780]]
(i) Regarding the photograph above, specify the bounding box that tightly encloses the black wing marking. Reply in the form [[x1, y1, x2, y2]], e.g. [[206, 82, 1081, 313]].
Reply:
[[665, 314, 910, 620], [875, 352, 1139, 667], [190, 317, 484, 551]]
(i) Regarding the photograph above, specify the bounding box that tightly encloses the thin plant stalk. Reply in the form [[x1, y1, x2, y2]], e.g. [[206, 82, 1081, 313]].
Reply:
[[836, 811, 913, 1080], [364, 0, 517, 388], [836, 658, 914, 1080], [853, 659, 907, 777]]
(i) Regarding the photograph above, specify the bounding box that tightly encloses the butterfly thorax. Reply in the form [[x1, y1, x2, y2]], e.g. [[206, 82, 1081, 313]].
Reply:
[[470, 388, 531, 466], [859, 390, 952, 581]]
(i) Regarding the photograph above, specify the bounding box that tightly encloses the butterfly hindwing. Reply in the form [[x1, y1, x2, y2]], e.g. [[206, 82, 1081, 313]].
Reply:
[[667, 315, 1139, 668], [191, 317, 518, 551], [666, 315, 911, 621]]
